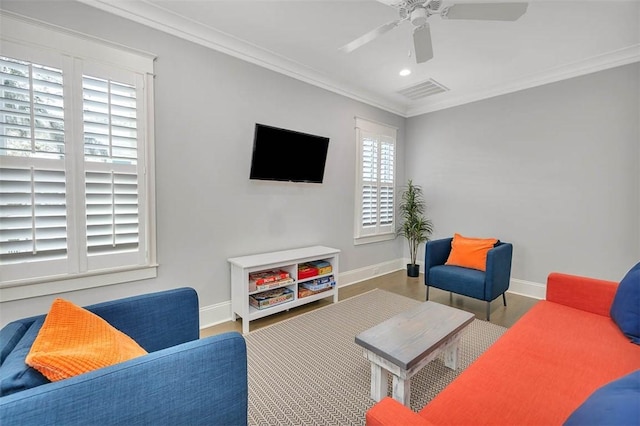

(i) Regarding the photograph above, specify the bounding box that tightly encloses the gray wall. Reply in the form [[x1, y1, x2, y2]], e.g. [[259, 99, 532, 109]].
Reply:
[[406, 63, 640, 283], [2, 1, 638, 325], [0, 1, 404, 325]]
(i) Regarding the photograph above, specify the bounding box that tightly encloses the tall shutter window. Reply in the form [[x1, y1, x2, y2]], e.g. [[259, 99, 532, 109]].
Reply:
[[0, 16, 156, 297], [83, 76, 140, 256], [0, 56, 68, 266], [354, 118, 396, 244]]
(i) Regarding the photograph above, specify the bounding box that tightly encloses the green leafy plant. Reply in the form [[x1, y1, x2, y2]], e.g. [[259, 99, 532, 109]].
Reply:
[[397, 179, 433, 266]]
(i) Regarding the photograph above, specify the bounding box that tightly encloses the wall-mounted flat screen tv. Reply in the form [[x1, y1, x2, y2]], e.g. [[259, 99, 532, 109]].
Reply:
[[249, 123, 330, 183]]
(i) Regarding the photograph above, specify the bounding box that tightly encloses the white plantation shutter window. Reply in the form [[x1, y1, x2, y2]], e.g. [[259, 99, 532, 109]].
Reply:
[[83, 77, 141, 260], [1, 56, 70, 277], [379, 139, 394, 227], [0, 15, 156, 299], [354, 118, 396, 244], [361, 135, 378, 227]]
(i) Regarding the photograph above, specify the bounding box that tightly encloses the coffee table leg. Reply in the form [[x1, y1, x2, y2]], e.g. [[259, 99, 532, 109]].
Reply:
[[444, 338, 460, 370], [392, 375, 411, 406], [370, 362, 388, 401]]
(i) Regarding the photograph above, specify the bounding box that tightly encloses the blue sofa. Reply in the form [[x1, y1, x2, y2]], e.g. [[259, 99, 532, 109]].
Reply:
[[0, 288, 248, 425], [424, 237, 513, 320]]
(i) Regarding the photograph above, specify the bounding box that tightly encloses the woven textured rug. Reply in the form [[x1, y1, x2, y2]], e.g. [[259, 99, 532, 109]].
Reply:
[[245, 289, 506, 425]]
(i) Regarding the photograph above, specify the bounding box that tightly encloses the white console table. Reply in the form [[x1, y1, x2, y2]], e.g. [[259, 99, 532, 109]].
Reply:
[[228, 246, 340, 333]]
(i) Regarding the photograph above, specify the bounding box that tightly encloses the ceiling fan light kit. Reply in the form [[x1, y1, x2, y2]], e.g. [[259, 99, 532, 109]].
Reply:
[[340, 0, 528, 65]]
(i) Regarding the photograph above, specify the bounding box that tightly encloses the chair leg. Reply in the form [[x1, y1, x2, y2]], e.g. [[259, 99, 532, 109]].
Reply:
[[426, 286, 430, 301], [449, 292, 453, 304], [486, 301, 491, 322], [502, 292, 507, 306]]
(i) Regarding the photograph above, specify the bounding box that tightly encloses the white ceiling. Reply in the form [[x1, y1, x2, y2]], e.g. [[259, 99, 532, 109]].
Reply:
[[79, 0, 640, 117]]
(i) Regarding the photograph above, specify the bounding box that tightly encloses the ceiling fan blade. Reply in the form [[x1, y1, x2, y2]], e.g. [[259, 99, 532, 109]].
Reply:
[[413, 24, 433, 64], [339, 19, 402, 53], [443, 2, 528, 21]]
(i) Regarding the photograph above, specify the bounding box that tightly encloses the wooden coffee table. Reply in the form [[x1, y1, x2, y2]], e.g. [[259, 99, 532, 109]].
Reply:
[[355, 301, 475, 406]]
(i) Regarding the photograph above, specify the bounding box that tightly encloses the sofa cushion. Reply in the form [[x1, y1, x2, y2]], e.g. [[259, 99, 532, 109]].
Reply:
[[610, 262, 640, 344], [26, 298, 147, 382], [418, 300, 640, 425], [0, 318, 49, 396], [564, 370, 640, 425], [445, 233, 498, 271], [429, 265, 486, 300], [0, 322, 28, 364]]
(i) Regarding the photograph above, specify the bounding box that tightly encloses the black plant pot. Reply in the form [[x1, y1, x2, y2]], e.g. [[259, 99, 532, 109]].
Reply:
[[407, 264, 420, 277]]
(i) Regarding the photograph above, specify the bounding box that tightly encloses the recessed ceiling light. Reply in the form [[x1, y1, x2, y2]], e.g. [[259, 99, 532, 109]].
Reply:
[[399, 69, 411, 77]]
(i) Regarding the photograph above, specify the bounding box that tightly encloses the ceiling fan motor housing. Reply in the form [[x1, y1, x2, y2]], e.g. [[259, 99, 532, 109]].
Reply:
[[410, 7, 428, 26]]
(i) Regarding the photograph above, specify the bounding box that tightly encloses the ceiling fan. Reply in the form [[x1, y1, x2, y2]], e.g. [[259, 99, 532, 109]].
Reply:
[[340, 0, 528, 64]]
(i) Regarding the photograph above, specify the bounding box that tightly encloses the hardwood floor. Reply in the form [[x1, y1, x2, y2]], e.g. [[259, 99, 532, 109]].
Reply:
[[201, 270, 539, 338]]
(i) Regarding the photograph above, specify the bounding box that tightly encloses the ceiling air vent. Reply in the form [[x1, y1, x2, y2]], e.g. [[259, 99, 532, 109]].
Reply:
[[397, 78, 449, 100]]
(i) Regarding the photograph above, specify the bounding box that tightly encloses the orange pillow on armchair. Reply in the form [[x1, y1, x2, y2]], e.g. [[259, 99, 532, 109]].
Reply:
[[445, 233, 498, 271]]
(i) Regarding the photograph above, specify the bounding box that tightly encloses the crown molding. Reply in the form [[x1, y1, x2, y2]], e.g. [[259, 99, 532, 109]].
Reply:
[[406, 44, 640, 117], [76, 0, 639, 119], [75, 0, 408, 117]]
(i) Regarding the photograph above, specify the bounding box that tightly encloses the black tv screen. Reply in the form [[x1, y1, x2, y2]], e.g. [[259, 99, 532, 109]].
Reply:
[[249, 123, 330, 183]]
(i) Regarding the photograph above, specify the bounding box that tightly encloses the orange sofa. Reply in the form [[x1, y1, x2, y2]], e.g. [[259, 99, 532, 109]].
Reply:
[[366, 272, 640, 425]]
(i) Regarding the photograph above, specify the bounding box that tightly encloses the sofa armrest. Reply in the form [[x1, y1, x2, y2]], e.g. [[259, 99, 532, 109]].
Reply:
[[0, 332, 248, 426], [485, 243, 513, 300], [546, 273, 618, 317], [425, 238, 453, 282], [366, 397, 433, 426]]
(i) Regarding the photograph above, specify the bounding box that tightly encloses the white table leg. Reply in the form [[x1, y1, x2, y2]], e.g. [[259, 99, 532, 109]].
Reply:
[[370, 362, 388, 402], [392, 375, 411, 406], [443, 338, 460, 370]]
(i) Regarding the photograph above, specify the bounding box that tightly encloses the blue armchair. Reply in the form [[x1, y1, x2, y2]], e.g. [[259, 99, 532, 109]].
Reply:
[[424, 237, 513, 320], [0, 288, 248, 425]]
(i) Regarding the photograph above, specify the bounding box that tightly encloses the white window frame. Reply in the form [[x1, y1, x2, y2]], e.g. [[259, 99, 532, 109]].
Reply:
[[0, 12, 157, 302], [354, 117, 397, 245]]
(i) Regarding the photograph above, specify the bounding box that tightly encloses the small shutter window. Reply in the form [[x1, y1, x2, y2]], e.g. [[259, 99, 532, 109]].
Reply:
[[354, 118, 396, 243]]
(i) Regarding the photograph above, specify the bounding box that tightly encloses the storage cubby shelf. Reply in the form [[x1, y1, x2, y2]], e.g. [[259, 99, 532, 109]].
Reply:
[[228, 246, 340, 333]]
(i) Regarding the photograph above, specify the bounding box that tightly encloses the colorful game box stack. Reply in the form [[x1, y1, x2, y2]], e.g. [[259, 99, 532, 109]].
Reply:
[[248, 269, 293, 292]]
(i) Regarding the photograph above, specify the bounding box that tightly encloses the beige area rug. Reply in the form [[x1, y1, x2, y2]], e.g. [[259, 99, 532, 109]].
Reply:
[[244, 289, 506, 426]]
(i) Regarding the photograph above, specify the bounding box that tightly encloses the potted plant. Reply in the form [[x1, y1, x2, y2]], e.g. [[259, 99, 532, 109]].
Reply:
[[397, 179, 433, 277]]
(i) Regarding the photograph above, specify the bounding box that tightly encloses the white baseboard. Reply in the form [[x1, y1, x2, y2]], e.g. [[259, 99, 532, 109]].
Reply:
[[199, 300, 232, 330], [508, 278, 546, 300], [198, 259, 547, 329], [338, 258, 405, 287]]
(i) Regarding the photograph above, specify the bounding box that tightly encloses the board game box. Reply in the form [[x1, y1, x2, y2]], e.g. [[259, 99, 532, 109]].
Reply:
[[249, 287, 294, 310]]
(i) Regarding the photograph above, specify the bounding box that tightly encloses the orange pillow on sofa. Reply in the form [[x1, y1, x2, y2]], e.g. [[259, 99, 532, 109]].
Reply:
[[26, 298, 147, 382], [445, 233, 498, 271]]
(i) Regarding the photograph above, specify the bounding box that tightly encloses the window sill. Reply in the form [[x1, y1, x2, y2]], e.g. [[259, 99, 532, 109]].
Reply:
[[0, 265, 158, 302], [354, 233, 396, 246]]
